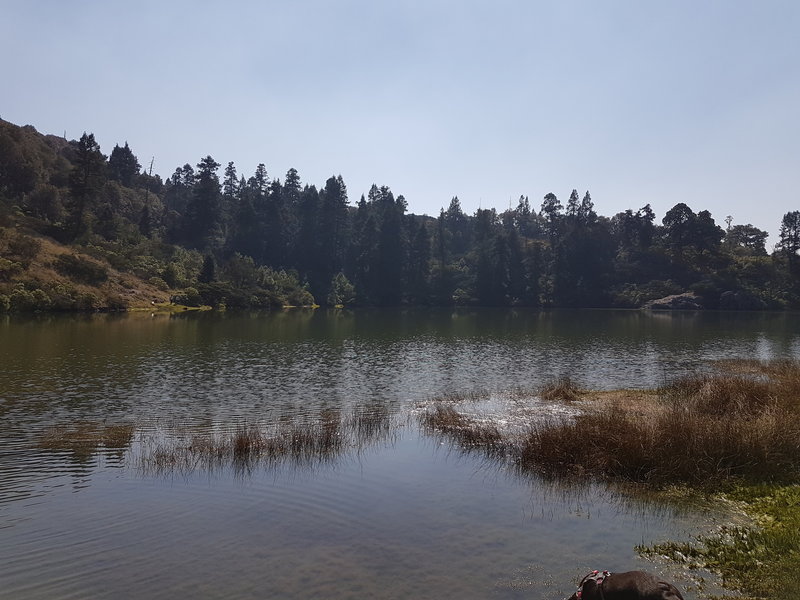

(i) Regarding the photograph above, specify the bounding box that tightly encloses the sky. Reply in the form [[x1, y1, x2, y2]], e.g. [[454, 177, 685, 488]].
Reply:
[[2, 0, 798, 244]]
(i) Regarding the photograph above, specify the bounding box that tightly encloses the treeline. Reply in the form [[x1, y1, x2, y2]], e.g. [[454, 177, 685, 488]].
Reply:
[[1, 118, 799, 311]]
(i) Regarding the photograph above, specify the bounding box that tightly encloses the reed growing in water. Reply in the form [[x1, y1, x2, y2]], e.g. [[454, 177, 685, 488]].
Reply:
[[538, 376, 582, 403], [517, 359, 800, 485], [140, 405, 395, 473], [417, 360, 800, 599], [419, 404, 505, 457]]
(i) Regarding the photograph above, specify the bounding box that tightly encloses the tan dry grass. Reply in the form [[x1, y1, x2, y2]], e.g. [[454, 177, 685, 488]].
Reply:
[[419, 403, 505, 456], [417, 362, 800, 486], [517, 361, 800, 485], [0, 230, 170, 308], [140, 406, 395, 473], [539, 376, 582, 402]]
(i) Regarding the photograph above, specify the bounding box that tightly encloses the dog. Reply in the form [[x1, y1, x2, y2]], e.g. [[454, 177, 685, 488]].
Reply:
[[566, 570, 684, 600]]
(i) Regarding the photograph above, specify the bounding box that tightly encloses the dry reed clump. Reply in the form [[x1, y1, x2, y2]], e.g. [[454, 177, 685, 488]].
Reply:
[[38, 422, 135, 452], [515, 360, 800, 486], [539, 376, 582, 402], [419, 403, 505, 456], [140, 405, 396, 474]]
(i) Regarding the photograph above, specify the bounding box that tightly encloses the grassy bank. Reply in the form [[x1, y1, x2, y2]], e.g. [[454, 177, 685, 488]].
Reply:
[[640, 483, 800, 599], [419, 359, 800, 598]]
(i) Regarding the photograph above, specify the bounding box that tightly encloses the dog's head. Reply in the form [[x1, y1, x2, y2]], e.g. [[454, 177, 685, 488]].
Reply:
[[566, 570, 684, 600]]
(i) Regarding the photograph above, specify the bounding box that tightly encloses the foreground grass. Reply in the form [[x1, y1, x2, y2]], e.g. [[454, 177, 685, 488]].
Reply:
[[640, 484, 800, 600], [419, 359, 800, 598]]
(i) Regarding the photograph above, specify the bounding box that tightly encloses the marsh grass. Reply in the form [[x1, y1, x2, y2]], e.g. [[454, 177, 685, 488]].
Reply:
[[516, 361, 800, 486], [419, 403, 505, 457], [418, 364, 800, 598], [539, 376, 582, 402], [140, 405, 396, 474]]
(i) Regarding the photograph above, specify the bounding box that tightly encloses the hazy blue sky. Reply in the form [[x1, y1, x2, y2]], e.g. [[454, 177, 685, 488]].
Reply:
[[2, 1, 798, 243]]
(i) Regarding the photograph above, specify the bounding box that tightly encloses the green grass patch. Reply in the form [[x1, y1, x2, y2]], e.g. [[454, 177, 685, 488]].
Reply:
[[640, 484, 800, 599]]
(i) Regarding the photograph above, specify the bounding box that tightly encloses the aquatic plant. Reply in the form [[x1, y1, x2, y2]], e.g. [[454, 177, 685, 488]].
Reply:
[[419, 403, 505, 457], [539, 376, 582, 402], [138, 405, 396, 474], [38, 422, 135, 452], [517, 361, 800, 485]]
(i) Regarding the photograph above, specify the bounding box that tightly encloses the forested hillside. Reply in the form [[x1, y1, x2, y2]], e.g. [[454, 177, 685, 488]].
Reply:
[[1, 118, 798, 312]]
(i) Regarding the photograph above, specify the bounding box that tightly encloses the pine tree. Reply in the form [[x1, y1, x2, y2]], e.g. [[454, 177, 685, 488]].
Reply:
[[184, 156, 222, 250], [67, 132, 106, 238], [107, 142, 140, 187]]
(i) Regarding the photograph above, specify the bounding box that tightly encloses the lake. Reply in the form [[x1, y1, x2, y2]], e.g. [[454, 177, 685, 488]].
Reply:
[[1, 309, 799, 599]]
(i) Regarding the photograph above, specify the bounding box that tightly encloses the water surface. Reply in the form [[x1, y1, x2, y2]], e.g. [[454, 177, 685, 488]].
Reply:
[[2, 309, 798, 599]]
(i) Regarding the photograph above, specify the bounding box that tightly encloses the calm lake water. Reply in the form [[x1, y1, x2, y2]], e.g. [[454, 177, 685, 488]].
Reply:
[[1, 309, 799, 599]]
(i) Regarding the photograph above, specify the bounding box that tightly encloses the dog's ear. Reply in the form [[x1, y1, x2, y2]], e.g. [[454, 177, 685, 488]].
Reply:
[[659, 581, 685, 600]]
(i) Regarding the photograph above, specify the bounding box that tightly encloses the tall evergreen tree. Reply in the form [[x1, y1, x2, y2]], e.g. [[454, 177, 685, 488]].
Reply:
[[778, 211, 800, 267], [540, 193, 562, 239], [406, 217, 431, 304], [184, 155, 222, 250], [107, 142, 140, 187], [376, 190, 407, 305], [67, 132, 106, 238], [294, 184, 320, 288], [318, 175, 350, 288]]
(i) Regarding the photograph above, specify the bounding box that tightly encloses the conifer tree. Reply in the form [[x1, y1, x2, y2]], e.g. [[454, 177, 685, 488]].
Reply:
[[107, 142, 140, 187]]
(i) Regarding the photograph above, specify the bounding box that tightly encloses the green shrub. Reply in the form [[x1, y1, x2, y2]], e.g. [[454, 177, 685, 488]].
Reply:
[[7, 234, 42, 260], [0, 257, 23, 281], [171, 287, 202, 307], [287, 287, 315, 307], [103, 294, 127, 311], [0, 294, 10, 312], [53, 254, 108, 285], [148, 276, 169, 291], [47, 283, 79, 310], [10, 286, 51, 312]]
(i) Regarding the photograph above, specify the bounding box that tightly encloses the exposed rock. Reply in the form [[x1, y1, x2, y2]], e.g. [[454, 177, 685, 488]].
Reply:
[[642, 292, 703, 310]]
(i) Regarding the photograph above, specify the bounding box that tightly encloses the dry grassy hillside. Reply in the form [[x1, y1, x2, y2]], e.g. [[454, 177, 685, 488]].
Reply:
[[0, 226, 170, 311]]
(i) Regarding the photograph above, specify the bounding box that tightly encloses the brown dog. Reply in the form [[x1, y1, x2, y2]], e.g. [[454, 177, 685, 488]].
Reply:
[[567, 570, 684, 600]]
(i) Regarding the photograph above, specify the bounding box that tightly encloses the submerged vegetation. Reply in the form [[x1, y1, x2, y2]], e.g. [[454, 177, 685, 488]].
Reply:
[[38, 422, 135, 452]]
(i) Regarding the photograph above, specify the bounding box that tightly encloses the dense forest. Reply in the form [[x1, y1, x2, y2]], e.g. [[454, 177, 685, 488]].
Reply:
[[1, 118, 799, 312]]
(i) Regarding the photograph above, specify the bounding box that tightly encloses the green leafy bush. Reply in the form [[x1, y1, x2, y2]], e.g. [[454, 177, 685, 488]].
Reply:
[[171, 287, 202, 307], [0, 257, 23, 281], [53, 254, 108, 285], [9, 286, 51, 312], [148, 276, 169, 291], [7, 233, 42, 260]]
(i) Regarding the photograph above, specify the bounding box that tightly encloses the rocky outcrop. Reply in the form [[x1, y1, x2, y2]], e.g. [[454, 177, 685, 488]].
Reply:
[[642, 292, 703, 310]]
